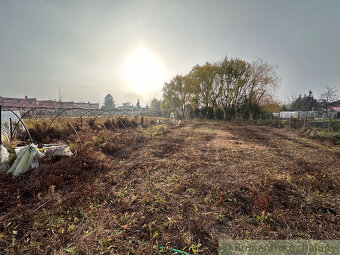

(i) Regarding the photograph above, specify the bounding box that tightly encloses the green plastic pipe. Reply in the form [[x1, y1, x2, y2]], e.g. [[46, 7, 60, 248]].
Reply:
[[158, 246, 191, 255]]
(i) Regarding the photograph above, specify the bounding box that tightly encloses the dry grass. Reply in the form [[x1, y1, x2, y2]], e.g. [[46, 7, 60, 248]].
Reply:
[[19, 116, 159, 144], [0, 120, 339, 254]]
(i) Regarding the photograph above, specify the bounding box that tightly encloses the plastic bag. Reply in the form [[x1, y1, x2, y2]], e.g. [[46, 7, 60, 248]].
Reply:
[[7, 144, 45, 177], [0, 145, 10, 171], [42, 144, 74, 157]]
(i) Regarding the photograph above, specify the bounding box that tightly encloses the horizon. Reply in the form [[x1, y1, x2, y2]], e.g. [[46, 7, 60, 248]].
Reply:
[[1, 1, 339, 105], [0, 93, 144, 107]]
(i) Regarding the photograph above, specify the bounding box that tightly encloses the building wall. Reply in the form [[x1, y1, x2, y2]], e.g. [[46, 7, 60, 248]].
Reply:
[[0, 96, 37, 109], [37, 100, 54, 108], [1, 96, 99, 110]]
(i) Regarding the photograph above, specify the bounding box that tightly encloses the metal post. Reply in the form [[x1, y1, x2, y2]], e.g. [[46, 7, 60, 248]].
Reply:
[[10, 118, 12, 140], [80, 116, 83, 128]]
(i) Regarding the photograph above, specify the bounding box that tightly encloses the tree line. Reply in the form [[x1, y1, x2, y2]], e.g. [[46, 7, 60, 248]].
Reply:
[[151, 57, 280, 120], [284, 86, 338, 114]]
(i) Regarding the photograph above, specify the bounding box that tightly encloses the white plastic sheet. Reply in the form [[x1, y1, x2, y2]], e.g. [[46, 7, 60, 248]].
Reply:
[[7, 144, 45, 177], [0, 145, 9, 171], [1, 110, 21, 123], [1, 142, 74, 176], [170, 112, 181, 127], [279, 111, 299, 119], [42, 144, 74, 157]]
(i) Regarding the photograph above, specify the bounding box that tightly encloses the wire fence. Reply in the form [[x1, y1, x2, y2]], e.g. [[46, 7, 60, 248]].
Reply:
[[246, 115, 340, 140], [2, 104, 339, 146], [0, 105, 156, 145]]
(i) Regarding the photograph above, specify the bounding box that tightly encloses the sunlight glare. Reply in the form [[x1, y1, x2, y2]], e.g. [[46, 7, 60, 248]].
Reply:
[[124, 48, 165, 92]]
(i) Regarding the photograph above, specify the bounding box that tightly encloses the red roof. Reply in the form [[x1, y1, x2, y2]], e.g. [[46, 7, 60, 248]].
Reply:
[[330, 106, 340, 112], [0, 96, 37, 108]]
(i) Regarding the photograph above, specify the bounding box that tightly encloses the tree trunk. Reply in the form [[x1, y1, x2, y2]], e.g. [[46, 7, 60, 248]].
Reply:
[[206, 104, 209, 119]]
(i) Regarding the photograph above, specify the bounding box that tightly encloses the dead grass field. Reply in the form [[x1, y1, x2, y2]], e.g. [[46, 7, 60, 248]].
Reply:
[[0, 120, 339, 254]]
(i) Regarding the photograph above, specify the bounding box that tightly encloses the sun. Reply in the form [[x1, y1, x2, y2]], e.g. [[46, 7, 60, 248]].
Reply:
[[124, 48, 165, 92]]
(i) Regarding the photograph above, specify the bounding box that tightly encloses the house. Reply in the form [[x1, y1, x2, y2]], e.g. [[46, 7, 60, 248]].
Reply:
[[74, 102, 99, 110], [0, 96, 37, 111], [37, 100, 55, 108], [1, 96, 100, 116], [329, 106, 340, 119]]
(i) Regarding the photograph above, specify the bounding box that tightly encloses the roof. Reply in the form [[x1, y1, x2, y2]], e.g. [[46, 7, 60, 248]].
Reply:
[[0, 96, 36, 101], [331, 100, 340, 106], [330, 106, 340, 112]]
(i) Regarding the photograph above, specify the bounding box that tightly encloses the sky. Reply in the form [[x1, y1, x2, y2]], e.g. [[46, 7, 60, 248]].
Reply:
[[0, 0, 339, 106]]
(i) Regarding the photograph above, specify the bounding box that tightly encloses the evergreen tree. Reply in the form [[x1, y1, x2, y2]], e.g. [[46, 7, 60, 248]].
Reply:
[[290, 91, 319, 111], [101, 94, 115, 110], [136, 99, 141, 108]]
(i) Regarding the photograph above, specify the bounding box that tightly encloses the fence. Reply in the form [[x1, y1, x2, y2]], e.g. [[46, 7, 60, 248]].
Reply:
[[254, 115, 340, 138], [0, 105, 154, 145]]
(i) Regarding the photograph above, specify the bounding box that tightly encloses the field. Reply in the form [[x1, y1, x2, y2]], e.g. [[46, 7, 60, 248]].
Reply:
[[0, 119, 339, 254]]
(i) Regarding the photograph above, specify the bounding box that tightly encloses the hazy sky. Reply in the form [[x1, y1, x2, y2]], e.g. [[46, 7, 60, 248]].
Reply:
[[0, 0, 339, 106]]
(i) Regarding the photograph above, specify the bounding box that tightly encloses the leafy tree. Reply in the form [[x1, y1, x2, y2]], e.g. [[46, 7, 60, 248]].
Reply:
[[188, 62, 218, 118], [162, 75, 189, 117], [217, 57, 252, 120], [101, 94, 115, 110], [160, 56, 279, 120], [150, 98, 162, 116], [261, 99, 281, 113]]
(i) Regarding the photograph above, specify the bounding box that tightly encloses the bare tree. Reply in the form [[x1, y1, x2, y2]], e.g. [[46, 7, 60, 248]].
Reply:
[[249, 59, 280, 106], [319, 86, 338, 116]]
